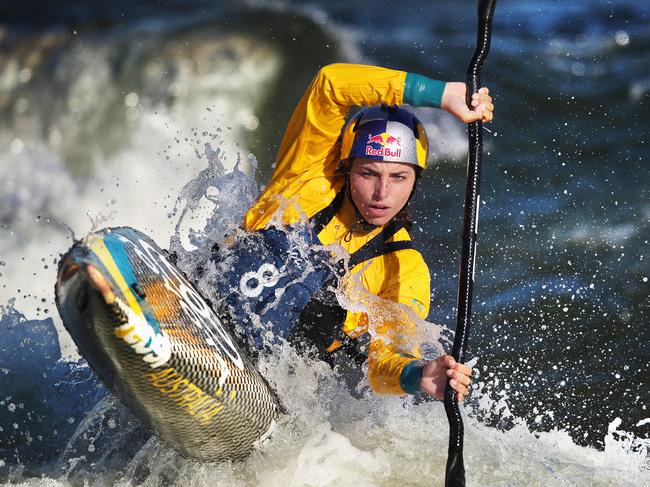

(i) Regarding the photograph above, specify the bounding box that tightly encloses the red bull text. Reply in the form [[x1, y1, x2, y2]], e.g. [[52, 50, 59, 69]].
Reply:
[[366, 132, 402, 158]]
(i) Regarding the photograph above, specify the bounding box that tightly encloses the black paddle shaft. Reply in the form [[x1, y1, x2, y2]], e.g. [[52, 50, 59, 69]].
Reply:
[[443, 1, 497, 486]]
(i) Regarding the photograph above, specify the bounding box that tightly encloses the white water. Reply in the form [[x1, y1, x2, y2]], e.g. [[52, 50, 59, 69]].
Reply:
[[4, 343, 647, 485], [0, 32, 279, 356], [5, 129, 647, 486], [1, 20, 649, 487], [3, 113, 649, 487]]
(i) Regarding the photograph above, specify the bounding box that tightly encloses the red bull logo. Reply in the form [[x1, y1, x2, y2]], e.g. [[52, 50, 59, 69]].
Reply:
[[366, 132, 402, 158]]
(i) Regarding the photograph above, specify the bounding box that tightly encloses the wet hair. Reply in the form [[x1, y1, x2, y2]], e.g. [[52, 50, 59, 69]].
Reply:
[[394, 185, 417, 232]]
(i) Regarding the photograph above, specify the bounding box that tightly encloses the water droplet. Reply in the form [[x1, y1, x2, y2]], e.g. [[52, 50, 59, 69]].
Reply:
[[615, 30, 630, 46]]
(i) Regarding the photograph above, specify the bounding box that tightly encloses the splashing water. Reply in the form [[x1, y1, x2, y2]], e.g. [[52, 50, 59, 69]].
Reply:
[[3, 128, 648, 485]]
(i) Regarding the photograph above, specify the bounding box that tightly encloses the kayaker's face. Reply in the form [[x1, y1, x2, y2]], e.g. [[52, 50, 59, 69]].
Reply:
[[349, 159, 416, 226]]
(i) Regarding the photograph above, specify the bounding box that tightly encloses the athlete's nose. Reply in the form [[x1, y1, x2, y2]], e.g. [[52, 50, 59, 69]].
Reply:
[[373, 174, 390, 200]]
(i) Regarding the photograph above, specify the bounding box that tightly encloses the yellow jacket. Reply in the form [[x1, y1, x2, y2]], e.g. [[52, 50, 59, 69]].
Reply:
[[244, 64, 430, 395]]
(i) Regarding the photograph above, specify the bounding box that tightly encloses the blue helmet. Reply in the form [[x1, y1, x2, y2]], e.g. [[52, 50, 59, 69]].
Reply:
[[340, 104, 429, 170]]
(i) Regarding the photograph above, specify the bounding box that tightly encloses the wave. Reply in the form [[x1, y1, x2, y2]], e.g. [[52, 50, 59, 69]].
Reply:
[[1, 299, 648, 485]]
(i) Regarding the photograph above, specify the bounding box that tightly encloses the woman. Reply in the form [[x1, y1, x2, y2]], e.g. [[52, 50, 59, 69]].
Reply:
[[214, 63, 493, 400]]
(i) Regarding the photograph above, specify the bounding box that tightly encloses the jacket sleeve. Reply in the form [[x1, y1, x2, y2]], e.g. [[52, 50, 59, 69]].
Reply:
[[244, 63, 407, 230], [338, 240, 430, 396], [364, 246, 431, 395]]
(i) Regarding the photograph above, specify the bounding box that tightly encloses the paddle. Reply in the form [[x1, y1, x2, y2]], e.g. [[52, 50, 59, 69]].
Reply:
[[443, 1, 497, 486]]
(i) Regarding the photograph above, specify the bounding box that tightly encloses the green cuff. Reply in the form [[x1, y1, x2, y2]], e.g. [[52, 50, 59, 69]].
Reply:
[[404, 73, 445, 108], [399, 360, 425, 395]]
